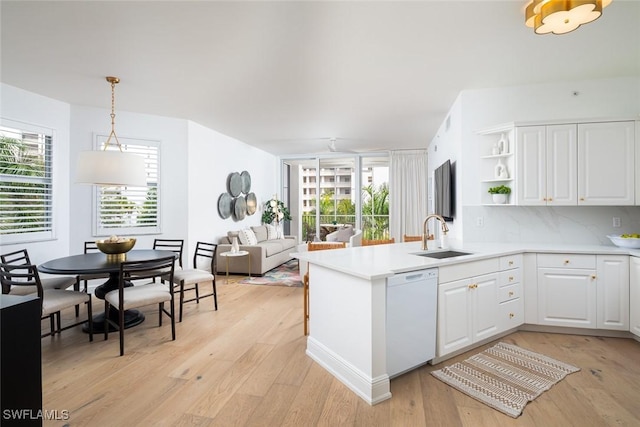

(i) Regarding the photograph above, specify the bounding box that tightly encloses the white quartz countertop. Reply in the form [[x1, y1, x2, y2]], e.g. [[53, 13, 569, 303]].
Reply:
[[292, 241, 640, 281]]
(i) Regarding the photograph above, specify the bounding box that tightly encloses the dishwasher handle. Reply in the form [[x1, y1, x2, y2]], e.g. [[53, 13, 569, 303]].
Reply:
[[387, 269, 438, 286]]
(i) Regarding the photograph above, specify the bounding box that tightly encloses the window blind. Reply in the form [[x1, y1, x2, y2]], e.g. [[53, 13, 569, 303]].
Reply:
[[0, 125, 53, 243], [94, 137, 160, 236]]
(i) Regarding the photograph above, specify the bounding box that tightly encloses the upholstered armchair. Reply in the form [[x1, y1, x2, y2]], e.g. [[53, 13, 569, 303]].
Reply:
[[325, 226, 362, 247]]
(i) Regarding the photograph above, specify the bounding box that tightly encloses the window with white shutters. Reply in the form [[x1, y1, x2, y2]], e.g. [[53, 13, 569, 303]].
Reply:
[[94, 136, 161, 236], [0, 123, 54, 244]]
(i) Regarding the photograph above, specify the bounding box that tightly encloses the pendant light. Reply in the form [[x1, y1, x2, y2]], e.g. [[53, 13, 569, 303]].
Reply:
[[76, 76, 147, 187]]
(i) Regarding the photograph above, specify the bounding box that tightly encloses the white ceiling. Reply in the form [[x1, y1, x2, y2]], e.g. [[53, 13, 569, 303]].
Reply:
[[1, 1, 638, 156]]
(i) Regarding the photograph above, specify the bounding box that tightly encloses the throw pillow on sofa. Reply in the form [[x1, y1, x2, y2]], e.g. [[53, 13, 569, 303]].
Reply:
[[251, 225, 268, 242], [239, 228, 258, 245], [265, 223, 277, 240]]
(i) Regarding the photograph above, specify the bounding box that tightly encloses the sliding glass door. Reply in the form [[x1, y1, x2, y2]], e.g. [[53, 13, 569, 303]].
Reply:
[[283, 154, 389, 243]]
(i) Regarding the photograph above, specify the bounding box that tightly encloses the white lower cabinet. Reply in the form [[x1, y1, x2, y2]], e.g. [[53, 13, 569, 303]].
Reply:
[[536, 253, 628, 330], [437, 273, 499, 357], [631, 257, 640, 338], [596, 254, 629, 330], [497, 254, 524, 332], [437, 255, 523, 358]]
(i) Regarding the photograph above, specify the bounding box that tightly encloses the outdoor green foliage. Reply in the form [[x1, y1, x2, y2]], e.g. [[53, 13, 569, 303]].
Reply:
[[362, 183, 389, 239], [0, 135, 49, 234], [137, 187, 158, 226], [99, 189, 137, 227], [488, 185, 511, 194], [301, 184, 390, 240], [0, 136, 45, 176]]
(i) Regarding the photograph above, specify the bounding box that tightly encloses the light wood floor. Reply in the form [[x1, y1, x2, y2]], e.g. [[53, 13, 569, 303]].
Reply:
[[41, 278, 640, 427]]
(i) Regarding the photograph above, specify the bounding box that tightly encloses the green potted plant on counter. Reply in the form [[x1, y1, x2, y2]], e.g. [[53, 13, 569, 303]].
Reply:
[[488, 185, 511, 204]]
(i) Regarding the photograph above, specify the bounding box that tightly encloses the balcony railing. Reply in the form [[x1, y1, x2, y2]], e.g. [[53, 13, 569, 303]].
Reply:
[[301, 214, 389, 241]]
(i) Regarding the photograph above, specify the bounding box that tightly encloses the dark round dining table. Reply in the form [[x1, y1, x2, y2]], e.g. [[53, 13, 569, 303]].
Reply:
[[39, 249, 177, 333]]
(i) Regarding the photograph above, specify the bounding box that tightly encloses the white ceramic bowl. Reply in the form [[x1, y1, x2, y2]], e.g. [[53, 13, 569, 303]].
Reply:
[[607, 234, 640, 249]]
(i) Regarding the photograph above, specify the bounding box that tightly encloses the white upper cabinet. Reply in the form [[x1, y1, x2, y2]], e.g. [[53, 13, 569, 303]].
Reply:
[[636, 121, 640, 205], [516, 124, 577, 206], [577, 121, 635, 205], [516, 126, 546, 205], [487, 119, 636, 206]]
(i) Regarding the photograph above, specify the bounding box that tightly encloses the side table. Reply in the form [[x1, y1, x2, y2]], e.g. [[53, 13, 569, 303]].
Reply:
[[219, 250, 251, 283]]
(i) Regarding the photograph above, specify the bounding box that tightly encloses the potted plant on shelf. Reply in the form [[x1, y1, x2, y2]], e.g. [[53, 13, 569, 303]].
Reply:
[[488, 185, 511, 204]]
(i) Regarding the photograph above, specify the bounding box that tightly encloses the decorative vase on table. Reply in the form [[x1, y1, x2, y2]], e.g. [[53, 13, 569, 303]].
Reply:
[[231, 236, 239, 253]]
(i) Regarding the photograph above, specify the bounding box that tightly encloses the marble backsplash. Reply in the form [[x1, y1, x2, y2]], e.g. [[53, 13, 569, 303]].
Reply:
[[462, 205, 640, 245]]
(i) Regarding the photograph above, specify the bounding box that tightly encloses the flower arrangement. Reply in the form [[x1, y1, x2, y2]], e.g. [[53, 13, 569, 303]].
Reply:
[[261, 195, 292, 224]]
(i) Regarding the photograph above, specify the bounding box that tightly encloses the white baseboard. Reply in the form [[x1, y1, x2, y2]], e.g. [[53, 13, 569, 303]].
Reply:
[[306, 336, 391, 405]]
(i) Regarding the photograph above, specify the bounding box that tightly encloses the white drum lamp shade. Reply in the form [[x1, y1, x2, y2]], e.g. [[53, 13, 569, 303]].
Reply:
[[76, 150, 147, 187]]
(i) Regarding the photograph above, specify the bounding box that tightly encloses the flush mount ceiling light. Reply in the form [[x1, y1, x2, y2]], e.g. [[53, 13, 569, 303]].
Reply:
[[525, 0, 612, 35], [76, 76, 147, 187]]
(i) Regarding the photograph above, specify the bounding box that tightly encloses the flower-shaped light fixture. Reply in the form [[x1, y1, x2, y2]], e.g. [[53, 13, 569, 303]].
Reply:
[[525, 0, 612, 35], [76, 76, 147, 187]]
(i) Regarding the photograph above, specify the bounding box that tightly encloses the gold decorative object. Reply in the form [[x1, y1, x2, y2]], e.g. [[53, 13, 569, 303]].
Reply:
[[96, 237, 137, 262], [525, 0, 612, 35]]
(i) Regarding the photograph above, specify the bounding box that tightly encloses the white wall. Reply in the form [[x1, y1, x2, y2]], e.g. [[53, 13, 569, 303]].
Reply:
[[0, 84, 71, 265], [430, 76, 640, 244], [428, 95, 463, 241], [69, 105, 189, 255], [1, 83, 280, 267], [185, 121, 278, 262]]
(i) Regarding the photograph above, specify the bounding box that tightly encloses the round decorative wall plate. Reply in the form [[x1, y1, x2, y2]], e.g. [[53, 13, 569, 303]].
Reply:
[[233, 195, 247, 221], [240, 170, 251, 194], [246, 192, 257, 215], [218, 192, 233, 219], [228, 172, 242, 197]]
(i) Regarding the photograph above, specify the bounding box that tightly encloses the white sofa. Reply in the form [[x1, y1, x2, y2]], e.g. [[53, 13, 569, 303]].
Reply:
[[326, 226, 362, 247], [217, 225, 297, 276]]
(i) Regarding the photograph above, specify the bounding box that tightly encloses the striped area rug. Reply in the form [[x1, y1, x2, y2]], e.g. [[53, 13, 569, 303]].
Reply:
[[431, 342, 580, 418]]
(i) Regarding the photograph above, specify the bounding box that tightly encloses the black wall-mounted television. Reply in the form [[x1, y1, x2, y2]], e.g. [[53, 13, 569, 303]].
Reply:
[[434, 159, 455, 221]]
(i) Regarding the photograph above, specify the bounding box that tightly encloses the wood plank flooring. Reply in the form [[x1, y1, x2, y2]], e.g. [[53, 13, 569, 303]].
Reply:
[[39, 278, 640, 426]]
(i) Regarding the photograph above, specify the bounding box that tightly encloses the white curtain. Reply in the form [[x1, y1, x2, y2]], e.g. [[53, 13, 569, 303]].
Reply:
[[390, 150, 429, 241]]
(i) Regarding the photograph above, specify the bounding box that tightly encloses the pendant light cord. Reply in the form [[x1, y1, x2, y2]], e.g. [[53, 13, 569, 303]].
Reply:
[[104, 76, 123, 151]]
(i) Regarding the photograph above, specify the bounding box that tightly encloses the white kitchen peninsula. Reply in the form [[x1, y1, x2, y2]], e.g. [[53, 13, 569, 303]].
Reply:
[[292, 241, 640, 405]]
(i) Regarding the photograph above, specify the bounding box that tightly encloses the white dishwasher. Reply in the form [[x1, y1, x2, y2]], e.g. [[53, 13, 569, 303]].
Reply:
[[386, 268, 438, 378]]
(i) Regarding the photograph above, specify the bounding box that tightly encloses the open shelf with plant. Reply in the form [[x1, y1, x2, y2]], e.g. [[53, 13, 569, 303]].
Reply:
[[477, 123, 516, 205]]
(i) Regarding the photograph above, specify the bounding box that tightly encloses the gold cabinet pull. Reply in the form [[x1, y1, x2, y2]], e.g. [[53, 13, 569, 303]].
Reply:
[[580, 197, 585, 201], [591, 275, 596, 280], [564, 259, 570, 264], [508, 261, 514, 266], [509, 313, 515, 319], [508, 291, 514, 297], [509, 276, 514, 281]]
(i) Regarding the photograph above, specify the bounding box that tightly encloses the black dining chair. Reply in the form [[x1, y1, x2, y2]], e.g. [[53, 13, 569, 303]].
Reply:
[[71, 241, 109, 316], [152, 239, 184, 269], [103, 255, 176, 356], [0, 261, 93, 340], [1, 249, 79, 297], [171, 242, 218, 322]]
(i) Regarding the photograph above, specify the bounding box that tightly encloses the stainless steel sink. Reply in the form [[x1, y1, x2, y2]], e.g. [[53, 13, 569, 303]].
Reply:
[[412, 250, 472, 259]]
